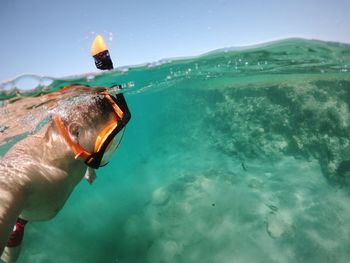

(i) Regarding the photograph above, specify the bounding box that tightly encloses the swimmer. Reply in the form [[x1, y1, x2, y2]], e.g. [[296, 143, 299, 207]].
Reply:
[[0, 84, 131, 262]]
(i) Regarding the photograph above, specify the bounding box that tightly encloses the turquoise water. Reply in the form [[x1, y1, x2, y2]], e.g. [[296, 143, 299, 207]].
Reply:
[[1, 38, 350, 262]]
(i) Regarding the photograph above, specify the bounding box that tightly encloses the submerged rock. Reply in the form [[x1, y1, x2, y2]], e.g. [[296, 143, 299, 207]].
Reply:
[[151, 187, 170, 206], [266, 212, 293, 239], [200, 80, 350, 184]]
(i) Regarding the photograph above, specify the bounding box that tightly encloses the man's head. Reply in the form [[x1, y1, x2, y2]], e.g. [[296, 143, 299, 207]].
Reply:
[[51, 85, 130, 169], [62, 94, 117, 150]]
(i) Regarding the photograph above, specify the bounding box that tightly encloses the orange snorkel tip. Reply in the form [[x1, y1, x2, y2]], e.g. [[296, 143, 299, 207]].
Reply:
[[91, 35, 113, 70]]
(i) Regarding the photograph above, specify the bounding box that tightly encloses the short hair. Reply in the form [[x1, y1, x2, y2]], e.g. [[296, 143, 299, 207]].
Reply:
[[55, 85, 115, 126]]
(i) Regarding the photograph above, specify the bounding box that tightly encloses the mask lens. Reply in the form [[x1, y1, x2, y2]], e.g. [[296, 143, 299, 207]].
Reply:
[[100, 128, 124, 166]]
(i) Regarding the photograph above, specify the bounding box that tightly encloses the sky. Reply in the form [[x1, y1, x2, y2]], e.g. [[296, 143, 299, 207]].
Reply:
[[0, 0, 349, 83]]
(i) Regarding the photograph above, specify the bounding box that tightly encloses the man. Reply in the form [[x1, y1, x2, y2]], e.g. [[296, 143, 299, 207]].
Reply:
[[0, 85, 131, 262]]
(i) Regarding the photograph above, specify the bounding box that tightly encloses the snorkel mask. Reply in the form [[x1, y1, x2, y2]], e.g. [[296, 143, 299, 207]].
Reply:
[[53, 87, 131, 169]]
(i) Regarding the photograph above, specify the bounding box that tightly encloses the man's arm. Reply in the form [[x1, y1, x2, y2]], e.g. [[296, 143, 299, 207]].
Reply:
[[0, 177, 25, 254]]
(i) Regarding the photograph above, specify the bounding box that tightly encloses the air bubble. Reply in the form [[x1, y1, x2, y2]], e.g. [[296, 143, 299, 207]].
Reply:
[[86, 75, 95, 82], [15, 75, 41, 90]]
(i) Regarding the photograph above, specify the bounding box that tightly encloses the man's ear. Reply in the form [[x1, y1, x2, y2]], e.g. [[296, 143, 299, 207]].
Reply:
[[67, 122, 81, 143]]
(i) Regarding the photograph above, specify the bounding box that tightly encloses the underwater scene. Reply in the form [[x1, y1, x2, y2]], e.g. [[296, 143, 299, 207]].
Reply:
[[1, 38, 350, 262]]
